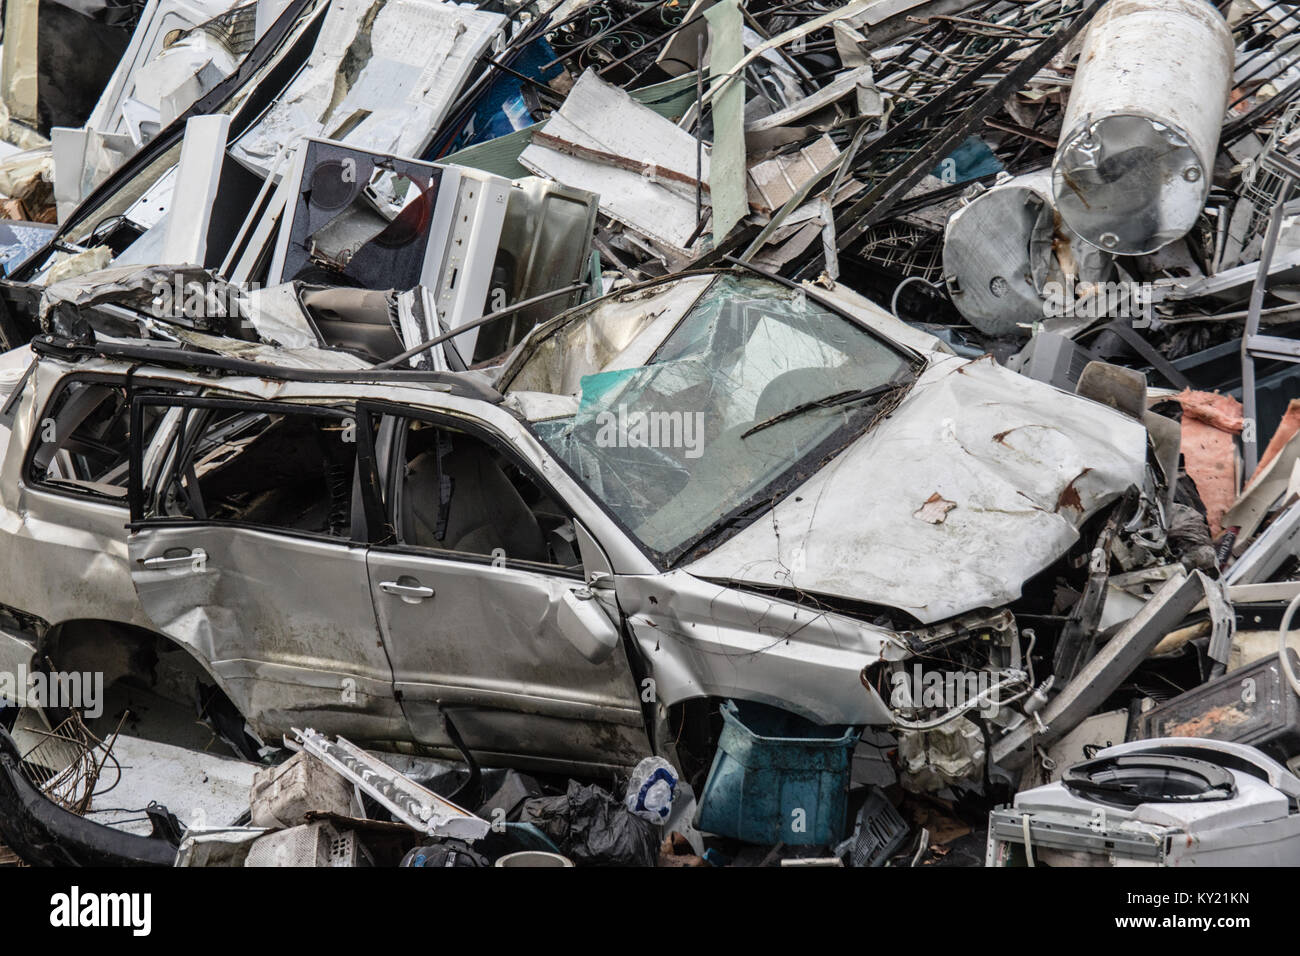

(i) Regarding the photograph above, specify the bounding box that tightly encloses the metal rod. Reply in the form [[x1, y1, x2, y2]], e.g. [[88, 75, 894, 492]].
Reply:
[[1241, 183, 1291, 477], [695, 32, 705, 227], [375, 283, 589, 369], [596, 0, 815, 79]]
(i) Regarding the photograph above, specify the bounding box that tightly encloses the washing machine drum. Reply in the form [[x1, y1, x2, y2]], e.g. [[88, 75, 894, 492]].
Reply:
[[1062, 753, 1237, 808]]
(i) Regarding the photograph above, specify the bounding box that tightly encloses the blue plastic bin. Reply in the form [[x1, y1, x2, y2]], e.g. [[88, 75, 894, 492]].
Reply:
[[696, 700, 859, 846]]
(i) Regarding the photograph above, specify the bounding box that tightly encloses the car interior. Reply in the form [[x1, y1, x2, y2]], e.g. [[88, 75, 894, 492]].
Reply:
[[162, 407, 357, 537], [395, 418, 580, 570]]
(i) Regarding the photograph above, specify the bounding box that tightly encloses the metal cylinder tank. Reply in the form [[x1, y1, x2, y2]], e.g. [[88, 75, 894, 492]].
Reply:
[[1052, 0, 1234, 256], [943, 171, 1113, 337]]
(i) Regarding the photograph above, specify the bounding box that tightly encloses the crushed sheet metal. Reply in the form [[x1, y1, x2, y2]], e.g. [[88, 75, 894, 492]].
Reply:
[[241, 282, 321, 350], [1225, 500, 1300, 585], [685, 0, 878, 121], [991, 569, 1208, 768], [229, 0, 506, 172], [169, 329, 377, 371], [615, 568, 897, 727], [686, 353, 1147, 624], [36, 246, 113, 287], [1225, 417, 1300, 545], [1254, 398, 1300, 479], [519, 70, 707, 255], [745, 65, 874, 134]]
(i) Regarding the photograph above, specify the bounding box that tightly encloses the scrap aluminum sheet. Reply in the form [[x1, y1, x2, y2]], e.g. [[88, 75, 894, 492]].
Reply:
[[519, 69, 708, 255], [686, 352, 1148, 624], [229, 0, 506, 173]]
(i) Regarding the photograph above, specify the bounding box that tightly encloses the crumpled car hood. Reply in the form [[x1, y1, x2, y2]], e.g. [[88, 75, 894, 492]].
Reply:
[[684, 353, 1148, 624]]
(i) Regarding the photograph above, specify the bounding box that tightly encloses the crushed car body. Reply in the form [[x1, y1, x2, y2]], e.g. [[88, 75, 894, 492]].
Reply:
[[0, 267, 1149, 764]]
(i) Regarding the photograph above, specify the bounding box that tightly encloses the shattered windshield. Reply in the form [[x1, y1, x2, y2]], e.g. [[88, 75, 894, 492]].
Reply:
[[520, 274, 917, 563]]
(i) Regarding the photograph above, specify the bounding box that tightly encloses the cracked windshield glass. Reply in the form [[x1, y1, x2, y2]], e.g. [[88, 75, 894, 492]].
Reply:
[[516, 274, 917, 562]]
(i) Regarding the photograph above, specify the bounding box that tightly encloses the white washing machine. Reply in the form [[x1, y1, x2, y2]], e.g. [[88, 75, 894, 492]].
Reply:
[[987, 738, 1300, 866]]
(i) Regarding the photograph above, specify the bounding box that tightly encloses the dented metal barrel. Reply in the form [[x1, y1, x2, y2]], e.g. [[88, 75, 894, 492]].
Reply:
[[1052, 0, 1234, 256], [943, 170, 1113, 336]]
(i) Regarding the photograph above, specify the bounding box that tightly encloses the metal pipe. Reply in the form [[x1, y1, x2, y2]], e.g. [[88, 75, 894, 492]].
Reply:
[[375, 282, 589, 369], [1052, 0, 1234, 255]]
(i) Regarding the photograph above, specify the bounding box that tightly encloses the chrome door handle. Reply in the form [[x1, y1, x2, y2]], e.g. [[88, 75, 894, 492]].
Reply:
[[379, 581, 434, 600], [141, 549, 206, 570]]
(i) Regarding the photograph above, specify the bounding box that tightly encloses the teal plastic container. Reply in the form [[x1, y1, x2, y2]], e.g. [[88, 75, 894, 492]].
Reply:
[[696, 700, 859, 846]]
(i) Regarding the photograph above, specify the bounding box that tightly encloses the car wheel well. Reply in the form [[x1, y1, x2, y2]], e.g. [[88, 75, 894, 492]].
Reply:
[[665, 697, 729, 794], [36, 619, 260, 758], [40, 619, 209, 689]]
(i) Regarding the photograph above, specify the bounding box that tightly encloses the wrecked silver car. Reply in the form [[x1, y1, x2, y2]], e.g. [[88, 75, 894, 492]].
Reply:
[[0, 267, 1148, 785]]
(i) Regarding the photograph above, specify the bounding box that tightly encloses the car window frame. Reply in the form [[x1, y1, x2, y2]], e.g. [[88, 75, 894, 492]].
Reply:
[[127, 392, 381, 547], [361, 399, 585, 578], [24, 371, 192, 507]]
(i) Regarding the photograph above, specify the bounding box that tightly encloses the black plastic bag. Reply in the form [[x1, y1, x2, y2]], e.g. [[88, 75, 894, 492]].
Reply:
[[520, 781, 657, 867]]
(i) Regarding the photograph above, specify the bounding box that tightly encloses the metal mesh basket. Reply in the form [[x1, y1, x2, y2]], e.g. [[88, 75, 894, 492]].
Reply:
[[17, 711, 108, 815]]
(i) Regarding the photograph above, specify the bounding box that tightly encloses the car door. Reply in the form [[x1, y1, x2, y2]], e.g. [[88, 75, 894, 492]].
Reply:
[[4, 370, 190, 630], [360, 402, 648, 771], [126, 392, 406, 745]]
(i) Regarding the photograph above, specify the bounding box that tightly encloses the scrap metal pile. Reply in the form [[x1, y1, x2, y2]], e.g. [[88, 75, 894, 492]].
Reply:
[[0, 0, 1298, 867]]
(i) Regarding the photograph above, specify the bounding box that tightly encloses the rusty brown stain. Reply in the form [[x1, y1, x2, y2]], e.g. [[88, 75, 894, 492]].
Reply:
[[1166, 704, 1249, 738], [1051, 208, 1079, 277], [955, 354, 995, 375], [1054, 468, 1093, 513], [914, 492, 957, 524], [1060, 169, 1092, 210]]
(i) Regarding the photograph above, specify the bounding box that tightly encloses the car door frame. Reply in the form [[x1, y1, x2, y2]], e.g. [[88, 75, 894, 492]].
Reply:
[[356, 396, 653, 770], [4, 368, 196, 631], [125, 390, 407, 744]]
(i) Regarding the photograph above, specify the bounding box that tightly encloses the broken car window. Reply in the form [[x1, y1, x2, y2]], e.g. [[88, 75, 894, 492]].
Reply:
[[149, 402, 361, 538], [525, 274, 917, 564], [390, 417, 581, 571], [28, 377, 183, 500]]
